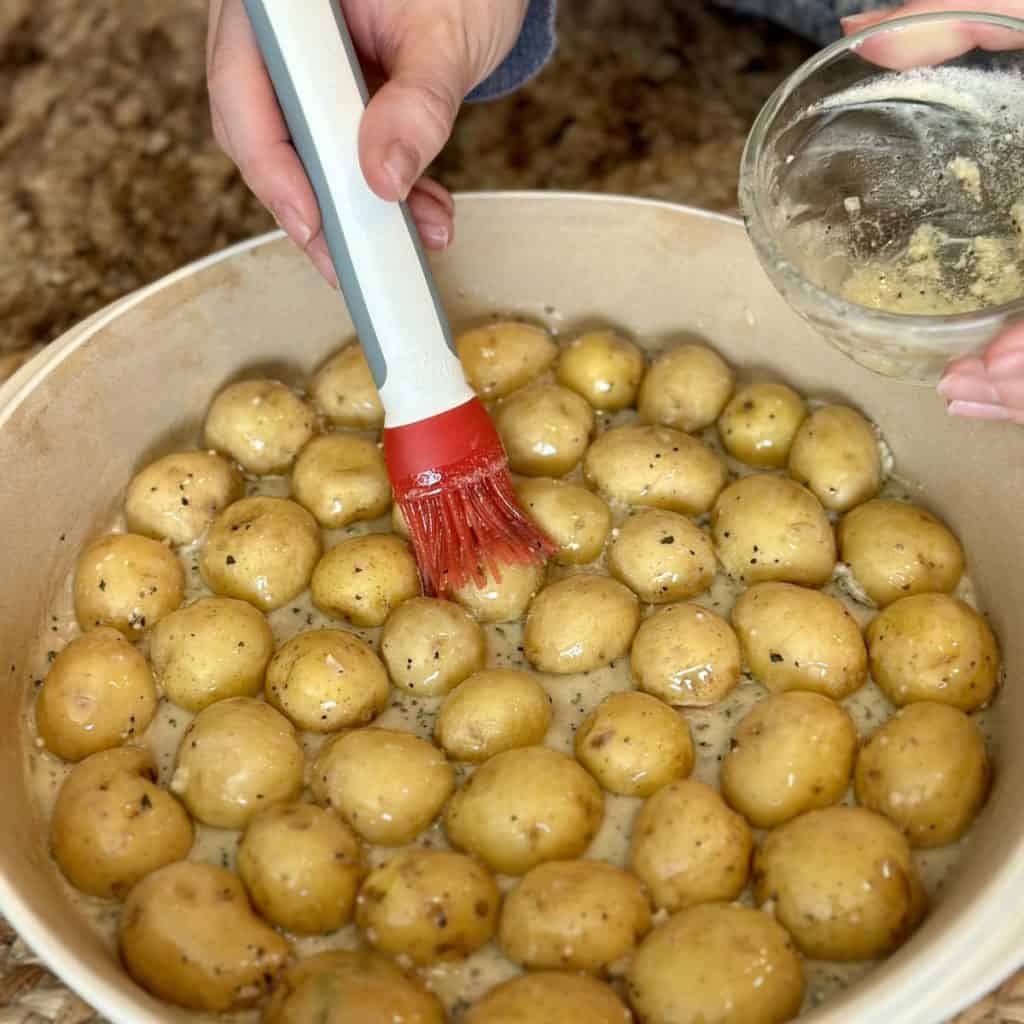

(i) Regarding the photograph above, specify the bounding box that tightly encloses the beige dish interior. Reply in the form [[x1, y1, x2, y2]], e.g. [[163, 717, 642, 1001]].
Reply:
[[1, 193, 1023, 1024]]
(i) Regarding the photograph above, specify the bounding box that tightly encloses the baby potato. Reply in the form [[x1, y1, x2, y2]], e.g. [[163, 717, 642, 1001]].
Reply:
[[637, 339, 735, 432], [631, 603, 742, 707], [119, 861, 289, 1012], [150, 596, 274, 712], [584, 424, 727, 516], [37, 628, 156, 761], [516, 477, 611, 564], [452, 560, 545, 623], [436, 668, 552, 762], [867, 593, 999, 710], [456, 320, 558, 399], [237, 802, 363, 934], [172, 697, 304, 829], [124, 450, 244, 545], [308, 341, 384, 428], [556, 328, 646, 411], [381, 596, 486, 695], [291, 434, 391, 529], [264, 950, 444, 1024], [731, 582, 867, 699], [74, 532, 184, 634], [311, 533, 420, 627], [444, 746, 604, 875], [718, 381, 807, 467], [608, 509, 715, 603], [575, 691, 693, 797], [464, 972, 632, 1024], [357, 849, 500, 963], [627, 904, 804, 1024], [712, 474, 836, 587], [312, 728, 454, 844], [499, 859, 651, 971], [630, 779, 752, 912], [524, 574, 640, 674], [754, 806, 927, 961], [204, 378, 315, 475], [265, 628, 390, 732], [50, 747, 193, 899], [855, 702, 990, 847], [391, 500, 410, 538], [200, 496, 322, 611], [494, 383, 594, 477], [838, 499, 965, 606], [788, 404, 882, 512], [721, 692, 858, 828]]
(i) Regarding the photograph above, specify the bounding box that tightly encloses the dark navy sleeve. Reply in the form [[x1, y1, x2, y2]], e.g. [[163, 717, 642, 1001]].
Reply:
[[713, 0, 892, 45], [466, 0, 557, 103]]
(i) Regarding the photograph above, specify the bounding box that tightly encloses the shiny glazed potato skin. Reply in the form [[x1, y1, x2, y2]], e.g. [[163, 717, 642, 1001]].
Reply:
[[731, 582, 868, 699], [50, 747, 193, 900], [627, 903, 805, 1024], [637, 340, 735, 432], [444, 746, 604, 875], [37, 627, 157, 761], [718, 381, 807, 468], [498, 859, 651, 971], [452, 560, 545, 624], [456, 320, 558, 400], [124, 450, 244, 545], [308, 341, 384, 428], [515, 477, 612, 565], [73, 532, 185, 635], [494, 383, 595, 477], [720, 691, 858, 828], [463, 971, 632, 1024], [556, 328, 646, 411], [855, 702, 991, 847], [754, 806, 927, 961], [119, 861, 289, 1012], [867, 593, 999, 711], [356, 849, 500, 964], [236, 802, 363, 935], [290, 434, 391, 529]]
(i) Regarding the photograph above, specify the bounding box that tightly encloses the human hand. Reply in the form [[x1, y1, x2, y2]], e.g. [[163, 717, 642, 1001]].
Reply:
[[207, 0, 529, 286]]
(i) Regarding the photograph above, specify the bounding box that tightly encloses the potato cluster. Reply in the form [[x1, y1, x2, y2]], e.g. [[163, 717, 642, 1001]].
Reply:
[[33, 326, 999, 1024]]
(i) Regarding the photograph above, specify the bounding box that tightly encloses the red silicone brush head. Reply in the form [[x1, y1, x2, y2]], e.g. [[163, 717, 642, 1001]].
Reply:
[[383, 397, 556, 596]]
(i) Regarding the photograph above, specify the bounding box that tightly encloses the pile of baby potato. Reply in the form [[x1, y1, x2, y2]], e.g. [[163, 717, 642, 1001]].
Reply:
[[34, 321, 998, 1024]]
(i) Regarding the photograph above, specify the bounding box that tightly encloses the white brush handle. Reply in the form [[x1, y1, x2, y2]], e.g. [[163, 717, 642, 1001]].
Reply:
[[243, 0, 474, 429]]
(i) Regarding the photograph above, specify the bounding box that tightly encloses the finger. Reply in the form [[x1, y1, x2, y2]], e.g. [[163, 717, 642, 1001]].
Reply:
[[938, 322, 1024, 417], [408, 182, 455, 249], [414, 176, 456, 218]]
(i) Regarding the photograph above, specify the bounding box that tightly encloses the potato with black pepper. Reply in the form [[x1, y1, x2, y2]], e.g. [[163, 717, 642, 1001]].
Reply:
[[204, 378, 315, 474], [125, 450, 244, 545], [627, 904, 804, 1024], [584, 424, 727, 515], [381, 596, 486, 695], [74, 532, 185, 634], [150, 597, 274, 712], [200, 496, 322, 611], [575, 691, 693, 797], [718, 381, 806, 467], [608, 509, 715, 603], [464, 971, 632, 1024], [712, 475, 836, 587], [731, 583, 867, 699], [855, 702, 990, 846], [499, 859, 651, 971], [309, 341, 384, 428], [37, 628, 157, 761], [444, 746, 604, 875], [119, 861, 289, 1012], [171, 697, 305, 828], [867, 593, 999, 711], [638, 340, 735, 432], [524, 574, 639, 674], [50, 747, 193, 899], [357, 849, 500, 963], [516, 478, 611, 564], [291, 434, 391, 529], [313, 728, 454, 844], [721, 692, 858, 828], [237, 802, 363, 934], [494, 383, 594, 477], [630, 779, 752, 912], [436, 668, 552, 762], [754, 806, 926, 961], [838, 499, 964, 606], [556, 328, 646, 411], [631, 603, 742, 707], [312, 533, 420, 627], [452, 560, 545, 623], [456, 320, 558, 399]]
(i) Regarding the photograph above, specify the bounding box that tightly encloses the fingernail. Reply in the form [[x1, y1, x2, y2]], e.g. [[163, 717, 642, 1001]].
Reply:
[[841, 9, 889, 30], [936, 373, 1000, 404], [986, 348, 1024, 380], [946, 400, 1012, 421], [309, 244, 339, 288], [383, 142, 419, 201], [420, 223, 450, 249], [270, 201, 313, 247]]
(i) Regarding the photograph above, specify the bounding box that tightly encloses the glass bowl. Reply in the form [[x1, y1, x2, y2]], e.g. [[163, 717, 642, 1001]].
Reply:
[[740, 11, 1024, 385]]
